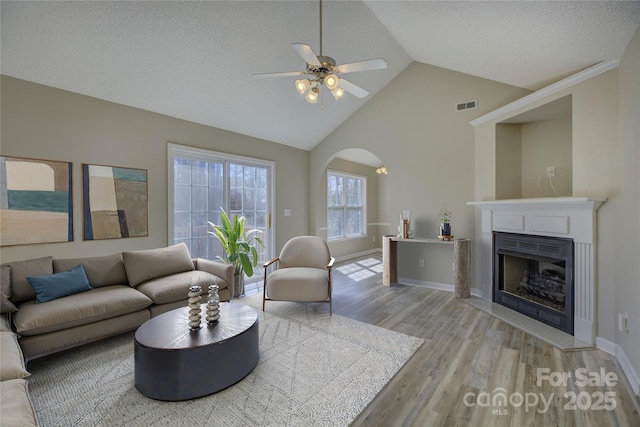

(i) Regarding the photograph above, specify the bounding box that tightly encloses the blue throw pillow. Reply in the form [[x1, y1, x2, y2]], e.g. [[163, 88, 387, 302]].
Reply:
[[27, 264, 92, 304]]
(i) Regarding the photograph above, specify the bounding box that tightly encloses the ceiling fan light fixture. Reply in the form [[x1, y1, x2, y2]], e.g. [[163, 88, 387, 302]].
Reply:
[[324, 74, 339, 90], [306, 87, 320, 103], [295, 78, 310, 94], [330, 86, 345, 100]]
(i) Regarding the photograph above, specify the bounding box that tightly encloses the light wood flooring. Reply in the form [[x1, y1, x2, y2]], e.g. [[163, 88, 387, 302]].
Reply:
[[291, 254, 640, 427]]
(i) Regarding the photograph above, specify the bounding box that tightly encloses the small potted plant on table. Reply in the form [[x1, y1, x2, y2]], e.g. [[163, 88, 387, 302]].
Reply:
[[208, 208, 264, 297]]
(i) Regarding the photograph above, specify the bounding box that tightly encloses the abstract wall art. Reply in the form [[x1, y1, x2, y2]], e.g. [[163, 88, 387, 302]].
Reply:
[[0, 156, 73, 246], [83, 164, 148, 240]]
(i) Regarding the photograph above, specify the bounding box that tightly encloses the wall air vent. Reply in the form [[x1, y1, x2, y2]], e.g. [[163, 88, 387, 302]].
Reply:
[[456, 100, 477, 112]]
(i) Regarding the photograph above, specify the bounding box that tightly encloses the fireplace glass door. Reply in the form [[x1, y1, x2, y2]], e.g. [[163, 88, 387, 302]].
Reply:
[[494, 233, 574, 334]]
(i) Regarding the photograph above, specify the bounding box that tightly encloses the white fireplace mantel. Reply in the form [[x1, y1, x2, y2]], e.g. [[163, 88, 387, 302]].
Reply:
[[467, 197, 606, 344]]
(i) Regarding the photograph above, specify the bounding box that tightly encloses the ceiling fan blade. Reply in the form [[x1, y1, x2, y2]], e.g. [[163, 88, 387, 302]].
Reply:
[[336, 58, 387, 74], [339, 78, 370, 98], [252, 71, 308, 79], [292, 43, 322, 67]]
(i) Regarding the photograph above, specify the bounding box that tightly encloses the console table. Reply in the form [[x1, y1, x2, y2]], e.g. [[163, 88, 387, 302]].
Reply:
[[382, 235, 471, 298]]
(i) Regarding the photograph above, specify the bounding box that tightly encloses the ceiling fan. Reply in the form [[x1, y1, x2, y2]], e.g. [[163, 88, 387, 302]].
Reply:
[[252, 0, 387, 104]]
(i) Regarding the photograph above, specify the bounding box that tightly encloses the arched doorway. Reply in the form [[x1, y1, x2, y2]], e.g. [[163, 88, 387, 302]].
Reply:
[[314, 148, 391, 260]]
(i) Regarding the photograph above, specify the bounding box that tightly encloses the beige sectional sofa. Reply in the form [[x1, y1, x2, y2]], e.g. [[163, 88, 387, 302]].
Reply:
[[0, 243, 234, 426]]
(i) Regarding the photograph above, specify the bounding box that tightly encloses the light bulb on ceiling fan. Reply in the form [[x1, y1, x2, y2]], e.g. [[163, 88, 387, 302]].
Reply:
[[295, 79, 310, 94], [306, 87, 320, 103], [330, 87, 344, 100], [324, 74, 339, 90]]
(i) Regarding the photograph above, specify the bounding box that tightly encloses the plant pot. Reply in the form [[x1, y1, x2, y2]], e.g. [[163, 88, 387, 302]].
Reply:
[[440, 222, 451, 237], [233, 274, 245, 298]]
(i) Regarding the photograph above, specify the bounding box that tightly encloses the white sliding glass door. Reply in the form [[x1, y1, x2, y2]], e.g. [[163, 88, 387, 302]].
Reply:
[[169, 144, 274, 283]]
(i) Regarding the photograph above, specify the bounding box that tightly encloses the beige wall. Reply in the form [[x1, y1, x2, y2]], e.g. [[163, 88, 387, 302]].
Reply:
[[616, 27, 640, 385], [495, 124, 522, 199], [521, 118, 572, 197], [473, 50, 638, 371], [311, 62, 529, 285], [0, 76, 309, 263]]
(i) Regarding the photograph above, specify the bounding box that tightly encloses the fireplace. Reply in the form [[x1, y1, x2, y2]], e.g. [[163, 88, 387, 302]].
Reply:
[[494, 232, 573, 334], [468, 197, 605, 344]]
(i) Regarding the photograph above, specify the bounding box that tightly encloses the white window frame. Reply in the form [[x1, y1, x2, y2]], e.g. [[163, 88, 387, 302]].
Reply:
[[167, 143, 275, 264], [326, 169, 367, 241]]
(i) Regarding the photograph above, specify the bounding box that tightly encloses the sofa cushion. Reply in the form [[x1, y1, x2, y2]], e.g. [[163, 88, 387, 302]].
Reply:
[[4, 256, 53, 303], [0, 379, 39, 427], [0, 332, 30, 381], [266, 267, 330, 301], [1, 265, 18, 313], [13, 285, 152, 336], [53, 253, 128, 288], [123, 243, 195, 287], [28, 264, 93, 304], [136, 270, 225, 305]]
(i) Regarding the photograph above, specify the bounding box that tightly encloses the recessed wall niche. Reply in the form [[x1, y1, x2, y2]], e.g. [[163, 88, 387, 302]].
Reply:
[[495, 95, 572, 199]]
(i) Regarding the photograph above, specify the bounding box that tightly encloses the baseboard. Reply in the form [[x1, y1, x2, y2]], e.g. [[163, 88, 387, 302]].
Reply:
[[596, 336, 640, 395], [398, 277, 483, 297], [471, 288, 483, 297], [398, 277, 454, 292], [335, 248, 381, 263], [595, 336, 617, 355], [616, 344, 640, 395]]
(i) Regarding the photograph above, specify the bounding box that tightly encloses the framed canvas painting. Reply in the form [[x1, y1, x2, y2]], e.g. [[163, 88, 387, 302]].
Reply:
[[83, 164, 148, 240], [0, 156, 73, 246]]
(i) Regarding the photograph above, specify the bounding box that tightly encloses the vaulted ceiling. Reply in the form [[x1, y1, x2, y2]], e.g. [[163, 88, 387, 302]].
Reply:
[[2, 1, 639, 151]]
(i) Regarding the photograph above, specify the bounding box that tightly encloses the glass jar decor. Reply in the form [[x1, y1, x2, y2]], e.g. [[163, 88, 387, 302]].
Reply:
[[187, 284, 202, 330], [206, 284, 220, 325]]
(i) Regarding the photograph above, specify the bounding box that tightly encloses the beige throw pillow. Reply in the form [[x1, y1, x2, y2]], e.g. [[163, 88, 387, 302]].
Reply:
[[123, 243, 195, 287], [4, 256, 53, 303], [54, 253, 128, 288], [0, 265, 17, 313], [0, 332, 30, 380]]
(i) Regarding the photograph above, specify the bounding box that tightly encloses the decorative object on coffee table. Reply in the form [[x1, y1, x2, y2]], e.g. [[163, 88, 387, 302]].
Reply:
[[206, 284, 220, 324], [438, 206, 453, 241], [187, 285, 202, 330]]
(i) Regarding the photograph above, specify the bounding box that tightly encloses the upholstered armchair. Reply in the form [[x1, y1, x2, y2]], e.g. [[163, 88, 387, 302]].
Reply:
[[262, 236, 335, 314]]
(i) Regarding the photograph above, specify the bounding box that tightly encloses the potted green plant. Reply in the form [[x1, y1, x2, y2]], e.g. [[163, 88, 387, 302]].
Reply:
[[208, 208, 264, 297], [439, 206, 452, 239]]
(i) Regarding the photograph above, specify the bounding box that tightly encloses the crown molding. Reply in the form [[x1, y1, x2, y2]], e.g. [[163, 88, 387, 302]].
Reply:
[[470, 60, 620, 127]]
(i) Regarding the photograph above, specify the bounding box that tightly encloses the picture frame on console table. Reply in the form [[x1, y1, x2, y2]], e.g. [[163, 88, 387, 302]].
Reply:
[[83, 163, 148, 240], [0, 155, 73, 246]]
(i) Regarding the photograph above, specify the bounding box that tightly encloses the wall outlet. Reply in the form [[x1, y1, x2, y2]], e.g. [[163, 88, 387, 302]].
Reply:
[[618, 312, 629, 332], [284, 209, 291, 217], [419, 259, 424, 268], [546, 166, 556, 177], [372, 236, 375, 242]]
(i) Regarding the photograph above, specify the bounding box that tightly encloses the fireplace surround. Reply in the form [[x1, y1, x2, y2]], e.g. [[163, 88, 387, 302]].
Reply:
[[468, 197, 605, 344]]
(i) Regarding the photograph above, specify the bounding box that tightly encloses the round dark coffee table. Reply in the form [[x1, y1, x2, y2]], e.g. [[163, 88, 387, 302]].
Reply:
[[134, 303, 259, 401]]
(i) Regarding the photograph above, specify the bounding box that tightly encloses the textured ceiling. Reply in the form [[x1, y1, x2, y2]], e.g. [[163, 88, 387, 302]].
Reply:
[[2, 1, 639, 153]]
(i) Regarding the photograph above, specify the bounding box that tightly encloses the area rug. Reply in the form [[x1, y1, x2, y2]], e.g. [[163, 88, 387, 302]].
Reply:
[[27, 294, 423, 426]]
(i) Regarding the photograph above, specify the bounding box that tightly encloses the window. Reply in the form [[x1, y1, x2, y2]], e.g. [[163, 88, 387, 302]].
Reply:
[[168, 144, 274, 281], [327, 170, 366, 240]]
